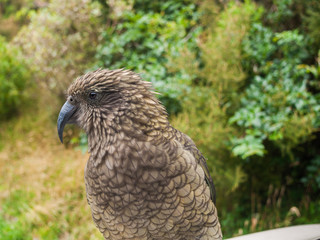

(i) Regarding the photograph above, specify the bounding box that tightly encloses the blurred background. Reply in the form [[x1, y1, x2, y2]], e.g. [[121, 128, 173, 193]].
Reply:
[[0, 0, 319, 239]]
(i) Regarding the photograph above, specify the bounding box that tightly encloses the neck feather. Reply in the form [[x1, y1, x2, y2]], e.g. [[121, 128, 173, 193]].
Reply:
[[86, 98, 171, 166]]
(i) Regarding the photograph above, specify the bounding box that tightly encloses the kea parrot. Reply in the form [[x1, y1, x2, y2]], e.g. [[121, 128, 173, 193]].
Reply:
[[57, 69, 222, 239]]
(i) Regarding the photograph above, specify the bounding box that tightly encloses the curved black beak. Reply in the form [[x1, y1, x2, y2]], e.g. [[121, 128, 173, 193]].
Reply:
[[57, 101, 77, 143]]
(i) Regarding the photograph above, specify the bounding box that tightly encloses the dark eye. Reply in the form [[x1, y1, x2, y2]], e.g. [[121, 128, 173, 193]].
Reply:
[[89, 92, 97, 100]]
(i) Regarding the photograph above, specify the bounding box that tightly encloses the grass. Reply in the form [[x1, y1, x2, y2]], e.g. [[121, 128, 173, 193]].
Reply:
[[0, 190, 33, 240], [0, 113, 103, 240]]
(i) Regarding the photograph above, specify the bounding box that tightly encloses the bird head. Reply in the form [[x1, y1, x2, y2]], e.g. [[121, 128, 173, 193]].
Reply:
[[57, 68, 168, 143]]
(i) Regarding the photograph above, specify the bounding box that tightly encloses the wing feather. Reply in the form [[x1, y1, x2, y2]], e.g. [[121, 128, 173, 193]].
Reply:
[[173, 128, 217, 204]]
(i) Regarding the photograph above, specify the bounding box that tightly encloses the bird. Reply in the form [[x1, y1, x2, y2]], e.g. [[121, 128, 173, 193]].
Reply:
[[57, 68, 222, 240]]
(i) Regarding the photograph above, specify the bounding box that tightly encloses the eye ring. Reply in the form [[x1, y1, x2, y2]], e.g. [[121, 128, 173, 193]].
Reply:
[[89, 92, 97, 100]]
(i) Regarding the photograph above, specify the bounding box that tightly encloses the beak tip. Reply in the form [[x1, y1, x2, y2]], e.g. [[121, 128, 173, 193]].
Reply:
[[57, 125, 64, 143], [57, 101, 77, 144]]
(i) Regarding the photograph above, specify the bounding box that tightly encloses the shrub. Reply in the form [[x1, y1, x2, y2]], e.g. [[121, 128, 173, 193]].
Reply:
[[95, 0, 201, 114], [172, 1, 320, 236], [230, 23, 320, 159], [13, 0, 101, 98], [303, 0, 320, 51], [196, 0, 263, 98], [170, 0, 262, 209], [225, 8, 320, 236], [0, 37, 30, 120]]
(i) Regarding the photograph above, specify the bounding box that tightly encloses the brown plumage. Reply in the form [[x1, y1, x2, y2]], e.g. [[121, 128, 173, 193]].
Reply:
[[57, 69, 222, 240]]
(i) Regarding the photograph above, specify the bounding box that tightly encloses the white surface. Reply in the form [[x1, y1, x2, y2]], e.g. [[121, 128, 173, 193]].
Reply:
[[227, 224, 320, 240]]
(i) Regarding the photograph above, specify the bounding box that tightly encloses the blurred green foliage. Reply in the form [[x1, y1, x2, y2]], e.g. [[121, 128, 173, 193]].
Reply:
[[13, 0, 101, 97], [95, 0, 201, 114], [169, 0, 320, 235], [0, 190, 33, 240], [0, 0, 320, 238], [0, 0, 39, 39], [301, 155, 320, 191], [0, 0, 31, 18], [170, 0, 262, 213], [0, 37, 30, 120], [230, 23, 320, 159], [303, 0, 320, 50]]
